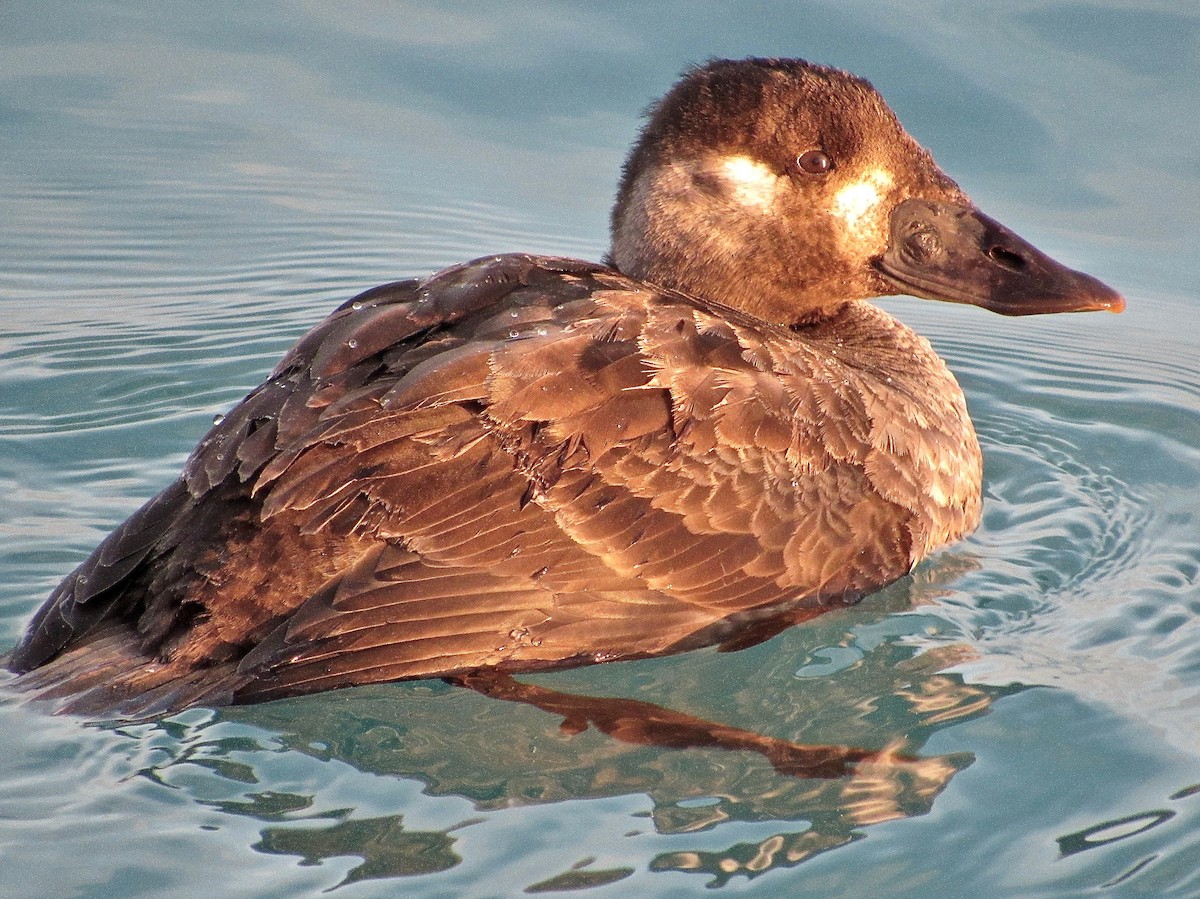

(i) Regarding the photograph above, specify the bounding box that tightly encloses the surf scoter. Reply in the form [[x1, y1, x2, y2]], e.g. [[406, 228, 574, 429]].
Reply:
[[6, 57, 1123, 716]]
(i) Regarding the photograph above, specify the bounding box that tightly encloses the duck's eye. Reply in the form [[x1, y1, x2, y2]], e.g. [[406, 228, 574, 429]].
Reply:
[[795, 150, 832, 175]]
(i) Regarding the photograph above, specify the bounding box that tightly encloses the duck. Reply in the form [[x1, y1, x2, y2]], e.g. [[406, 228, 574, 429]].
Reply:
[[6, 57, 1123, 718]]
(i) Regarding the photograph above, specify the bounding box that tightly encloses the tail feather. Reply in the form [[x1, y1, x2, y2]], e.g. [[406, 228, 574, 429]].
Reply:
[[8, 624, 245, 720]]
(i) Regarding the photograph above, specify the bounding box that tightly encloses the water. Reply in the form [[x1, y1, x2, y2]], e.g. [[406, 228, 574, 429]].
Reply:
[[2, 2, 1198, 896]]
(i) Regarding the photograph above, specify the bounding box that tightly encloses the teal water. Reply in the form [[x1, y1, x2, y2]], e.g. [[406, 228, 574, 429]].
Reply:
[[2, 3, 1199, 896]]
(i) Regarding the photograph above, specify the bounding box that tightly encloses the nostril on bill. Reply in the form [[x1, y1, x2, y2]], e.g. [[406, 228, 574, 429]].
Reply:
[[988, 245, 1027, 271]]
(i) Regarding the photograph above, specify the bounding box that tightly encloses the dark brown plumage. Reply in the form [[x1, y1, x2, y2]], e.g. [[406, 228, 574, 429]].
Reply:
[[6, 58, 1122, 717]]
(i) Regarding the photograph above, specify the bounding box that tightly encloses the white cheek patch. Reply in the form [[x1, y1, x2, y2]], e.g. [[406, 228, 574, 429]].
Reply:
[[719, 155, 779, 211], [833, 168, 895, 234]]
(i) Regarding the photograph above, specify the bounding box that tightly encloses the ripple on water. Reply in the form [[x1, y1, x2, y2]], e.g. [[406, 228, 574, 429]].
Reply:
[[891, 306, 1200, 746]]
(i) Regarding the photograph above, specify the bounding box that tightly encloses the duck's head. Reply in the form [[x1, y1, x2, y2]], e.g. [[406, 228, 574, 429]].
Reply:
[[610, 57, 1124, 324]]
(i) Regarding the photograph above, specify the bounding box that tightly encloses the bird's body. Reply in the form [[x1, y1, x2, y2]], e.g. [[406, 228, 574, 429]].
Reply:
[[7, 58, 1121, 717]]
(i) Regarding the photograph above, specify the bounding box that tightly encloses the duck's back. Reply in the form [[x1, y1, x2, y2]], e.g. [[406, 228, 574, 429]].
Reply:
[[8, 253, 981, 716]]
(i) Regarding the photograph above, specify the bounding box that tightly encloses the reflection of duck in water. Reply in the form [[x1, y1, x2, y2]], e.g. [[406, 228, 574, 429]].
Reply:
[[7, 57, 1122, 717]]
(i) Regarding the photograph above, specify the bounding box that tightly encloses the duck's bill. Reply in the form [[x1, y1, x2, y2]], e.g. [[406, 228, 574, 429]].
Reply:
[[877, 198, 1125, 315]]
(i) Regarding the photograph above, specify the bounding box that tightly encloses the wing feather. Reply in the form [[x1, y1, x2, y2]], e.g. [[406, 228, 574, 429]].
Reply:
[[10, 254, 980, 715]]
